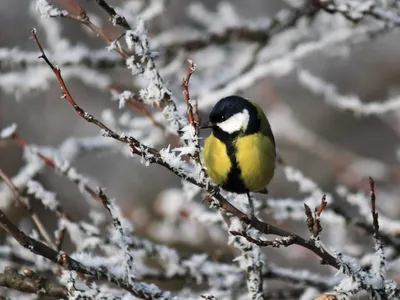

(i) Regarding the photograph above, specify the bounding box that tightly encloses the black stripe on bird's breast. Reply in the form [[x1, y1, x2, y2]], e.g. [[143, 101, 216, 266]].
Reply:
[[223, 140, 248, 194]]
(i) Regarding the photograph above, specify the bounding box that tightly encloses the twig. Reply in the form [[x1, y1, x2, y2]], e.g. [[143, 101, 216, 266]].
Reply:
[[0, 267, 68, 299], [62, 7, 129, 59], [181, 59, 201, 161], [95, 0, 131, 30], [182, 59, 197, 132], [0, 167, 56, 250], [369, 177, 379, 239]]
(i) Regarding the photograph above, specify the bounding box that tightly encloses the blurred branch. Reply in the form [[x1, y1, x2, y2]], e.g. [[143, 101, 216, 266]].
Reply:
[[0, 48, 124, 70], [313, 0, 400, 25], [163, 3, 318, 54], [265, 265, 338, 290], [0, 167, 56, 249], [297, 68, 400, 116], [0, 267, 68, 299]]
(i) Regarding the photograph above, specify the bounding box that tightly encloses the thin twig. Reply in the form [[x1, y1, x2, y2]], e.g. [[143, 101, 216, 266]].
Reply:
[[0, 167, 56, 250], [62, 7, 129, 59], [369, 177, 379, 239], [182, 59, 197, 132], [181, 59, 201, 161]]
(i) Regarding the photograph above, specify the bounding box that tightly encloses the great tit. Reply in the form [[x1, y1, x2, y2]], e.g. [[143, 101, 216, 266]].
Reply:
[[201, 95, 276, 215]]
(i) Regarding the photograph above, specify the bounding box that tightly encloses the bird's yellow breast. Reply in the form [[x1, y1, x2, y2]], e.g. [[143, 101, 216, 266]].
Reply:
[[203, 132, 275, 192], [235, 133, 275, 192], [203, 133, 232, 186]]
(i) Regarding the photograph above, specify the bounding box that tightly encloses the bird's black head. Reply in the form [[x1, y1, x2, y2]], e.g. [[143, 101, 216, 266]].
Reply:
[[202, 95, 260, 140]]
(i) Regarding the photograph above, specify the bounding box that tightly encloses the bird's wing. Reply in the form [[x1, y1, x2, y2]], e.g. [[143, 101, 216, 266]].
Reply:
[[250, 101, 275, 145]]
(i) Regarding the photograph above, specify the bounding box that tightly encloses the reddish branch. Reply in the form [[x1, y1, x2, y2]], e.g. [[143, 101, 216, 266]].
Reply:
[[26, 29, 341, 270], [181, 59, 201, 161], [182, 60, 198, 133]]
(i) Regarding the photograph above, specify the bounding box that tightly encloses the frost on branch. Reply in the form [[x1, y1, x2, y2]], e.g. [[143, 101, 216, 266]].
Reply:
[[36, 0, 67, 18], [0, 123, 17, 139]]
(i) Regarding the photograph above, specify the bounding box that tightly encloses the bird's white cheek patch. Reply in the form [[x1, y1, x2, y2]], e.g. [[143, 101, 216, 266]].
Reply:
[[217, 109, 250, 134]]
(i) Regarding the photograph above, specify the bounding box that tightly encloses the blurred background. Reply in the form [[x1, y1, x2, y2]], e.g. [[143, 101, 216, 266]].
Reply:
[[1, 0, 400, 298]]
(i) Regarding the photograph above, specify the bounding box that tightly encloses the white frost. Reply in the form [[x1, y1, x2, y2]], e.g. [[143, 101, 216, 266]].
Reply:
[[0, 123, 17, 139]]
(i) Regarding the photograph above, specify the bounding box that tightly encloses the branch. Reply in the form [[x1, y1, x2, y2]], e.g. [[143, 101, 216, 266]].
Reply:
[[0, 267, 68, 299], [0, 209, 174, 299]]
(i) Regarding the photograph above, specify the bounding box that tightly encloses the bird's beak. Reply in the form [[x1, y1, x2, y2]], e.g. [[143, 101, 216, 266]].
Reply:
[[200, 120, 213, 129]]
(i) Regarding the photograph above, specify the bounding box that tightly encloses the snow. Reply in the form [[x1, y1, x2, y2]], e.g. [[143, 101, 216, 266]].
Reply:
[[26, 180, 59, 211], [36, 0, 67, 18]]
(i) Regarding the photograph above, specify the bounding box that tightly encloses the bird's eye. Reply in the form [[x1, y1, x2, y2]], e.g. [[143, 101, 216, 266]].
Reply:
[[220, 116, 225, 120]]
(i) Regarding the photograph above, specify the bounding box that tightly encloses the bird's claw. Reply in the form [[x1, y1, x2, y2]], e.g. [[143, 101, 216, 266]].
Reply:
[[202, 185, 220, 203], [209, 185, 220, 197]]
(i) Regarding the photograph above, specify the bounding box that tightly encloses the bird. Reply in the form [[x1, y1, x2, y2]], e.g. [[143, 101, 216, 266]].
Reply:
[[201, 95, 276, 216]]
